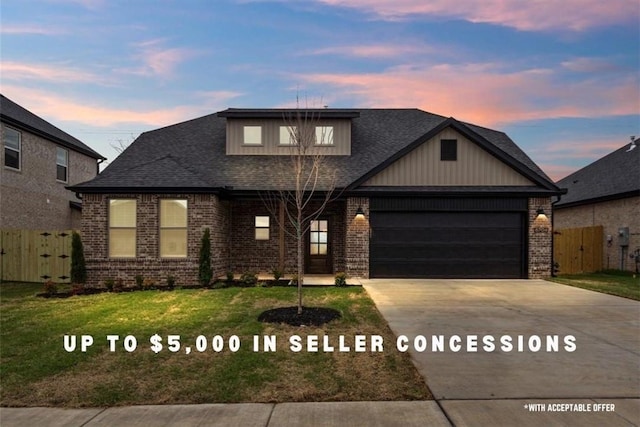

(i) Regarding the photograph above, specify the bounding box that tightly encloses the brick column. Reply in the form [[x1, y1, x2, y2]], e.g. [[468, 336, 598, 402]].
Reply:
[[345, 197, 369, 278], [528, 197, 553, 278]]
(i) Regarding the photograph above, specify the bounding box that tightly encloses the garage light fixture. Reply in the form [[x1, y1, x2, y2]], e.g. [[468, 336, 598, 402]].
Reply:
[[355, 207, 365, 220], [536, 208, 547, 220]]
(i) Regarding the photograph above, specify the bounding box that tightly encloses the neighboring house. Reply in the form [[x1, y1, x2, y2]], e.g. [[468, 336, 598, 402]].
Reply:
[[555, 141, 640, 272], [70, 108, 561, 286], [1, 95, 105, 230]]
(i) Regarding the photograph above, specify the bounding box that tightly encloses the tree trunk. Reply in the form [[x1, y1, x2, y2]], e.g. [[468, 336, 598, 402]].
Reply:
[[297, 211, 303, 314]]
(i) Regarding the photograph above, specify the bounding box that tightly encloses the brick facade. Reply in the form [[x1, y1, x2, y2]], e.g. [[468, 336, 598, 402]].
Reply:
[[554, 196, 639, 272], [82, 193, 229, 287], [81, 193, 555, 284], [528, 197, 553, 278], [345, 197, 370, 278], [229, 199, 346, 276]]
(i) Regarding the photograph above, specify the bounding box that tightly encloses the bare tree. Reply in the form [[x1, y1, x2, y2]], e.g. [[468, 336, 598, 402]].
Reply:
[[261, 109, 338, 314]]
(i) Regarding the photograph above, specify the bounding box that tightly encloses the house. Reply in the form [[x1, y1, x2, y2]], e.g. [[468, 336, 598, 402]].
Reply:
[[1, 94, 105, 230], [69, 108, 561, 286], [554, 141, 640, 272]]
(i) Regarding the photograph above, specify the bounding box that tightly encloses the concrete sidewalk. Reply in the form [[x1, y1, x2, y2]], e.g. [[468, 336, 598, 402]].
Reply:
[[0, 401, 450, 427]]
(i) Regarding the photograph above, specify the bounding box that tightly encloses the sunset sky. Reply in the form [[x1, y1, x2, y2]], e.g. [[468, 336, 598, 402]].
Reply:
[[1, 0, 638, 180]]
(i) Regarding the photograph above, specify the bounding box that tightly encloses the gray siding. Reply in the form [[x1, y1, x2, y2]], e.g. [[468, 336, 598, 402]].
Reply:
[[226, 119, 351, 155], [363, 127, 534, 186]]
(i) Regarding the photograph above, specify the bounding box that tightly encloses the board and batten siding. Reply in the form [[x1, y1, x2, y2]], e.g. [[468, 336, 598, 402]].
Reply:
[[225, 119, 351, 155], [362, 128, 534, 186]]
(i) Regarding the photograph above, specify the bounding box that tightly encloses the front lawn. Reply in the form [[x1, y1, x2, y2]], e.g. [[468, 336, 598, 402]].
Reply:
[[0, 283, 431, 407], [547, 270, 640, 300]]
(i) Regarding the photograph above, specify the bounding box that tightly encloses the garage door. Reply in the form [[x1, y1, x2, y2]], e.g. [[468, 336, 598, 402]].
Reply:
[[370, 210, 526, 278]]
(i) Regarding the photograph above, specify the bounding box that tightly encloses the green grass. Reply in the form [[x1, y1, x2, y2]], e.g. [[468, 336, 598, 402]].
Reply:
[[547, 270, 640, 300], [0, 283, 430, 407]]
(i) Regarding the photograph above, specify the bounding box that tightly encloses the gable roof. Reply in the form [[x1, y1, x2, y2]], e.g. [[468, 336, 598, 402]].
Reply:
[[70, 108, 559, 195], [0, 94, 105, 160], [555, 141, 640, 208]]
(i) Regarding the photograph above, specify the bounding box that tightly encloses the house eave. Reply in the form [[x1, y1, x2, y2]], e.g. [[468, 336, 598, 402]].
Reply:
[[1, 114, 106, 160], [217, 108, 361, 119], [347, 186, 562, 198], [554, 190, 640, 210]]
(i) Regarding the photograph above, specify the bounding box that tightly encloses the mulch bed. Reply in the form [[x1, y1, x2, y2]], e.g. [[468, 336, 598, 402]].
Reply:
[[258, 306, 341, 326]]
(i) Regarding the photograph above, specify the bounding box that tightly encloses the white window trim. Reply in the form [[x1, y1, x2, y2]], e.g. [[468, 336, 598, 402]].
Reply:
[[3, 126, 21, 171], [255, 215, 270, 240], [243, 125, 263, 146], [109, 199, 137, 258], [56, 147, 69, 183], [160, 199, 188, 258], [314, 126, 334, 146], [279, 125, 298, 146]]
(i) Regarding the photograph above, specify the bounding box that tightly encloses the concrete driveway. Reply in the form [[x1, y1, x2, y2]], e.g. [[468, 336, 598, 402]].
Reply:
[[363, 279, 640, 426]]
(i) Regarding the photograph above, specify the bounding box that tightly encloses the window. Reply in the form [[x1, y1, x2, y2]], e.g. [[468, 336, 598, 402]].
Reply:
[[109, 199, 136, 257], [309, 220, 328, 255], [3, 126, 21, 170], [279, 126, 297, 145], [441, 139, 457, 161], [255, 216, 269, 240], [56, 147, 68, 182], [160, 199, 188, 257], [243, 126, 262, 145], [315, 126, 334, 145]]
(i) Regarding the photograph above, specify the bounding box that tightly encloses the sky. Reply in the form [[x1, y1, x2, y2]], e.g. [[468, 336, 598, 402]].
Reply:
[[1, 0, 638, 180]]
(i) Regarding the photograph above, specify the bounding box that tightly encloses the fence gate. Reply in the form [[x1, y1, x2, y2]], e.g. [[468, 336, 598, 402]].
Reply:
[[0, 229, 74, 283], [553, 226, 603, 275]]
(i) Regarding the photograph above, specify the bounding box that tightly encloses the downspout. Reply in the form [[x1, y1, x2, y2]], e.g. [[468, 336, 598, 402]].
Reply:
[[551, 195, 562, 277], [97, 158, 105, 174]]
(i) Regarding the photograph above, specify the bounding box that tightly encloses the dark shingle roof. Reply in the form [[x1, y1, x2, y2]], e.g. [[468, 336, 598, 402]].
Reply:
[[71, 108, 558, 193], [555, 142, 640, 207], [0, 94, 105, 160]]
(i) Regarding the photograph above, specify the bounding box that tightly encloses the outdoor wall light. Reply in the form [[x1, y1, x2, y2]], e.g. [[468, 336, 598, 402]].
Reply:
[[355, 207, 365, 220], [536, 207, 548, 220]]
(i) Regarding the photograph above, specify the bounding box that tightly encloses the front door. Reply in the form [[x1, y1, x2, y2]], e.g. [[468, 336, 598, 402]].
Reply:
[[306, 219, 332, 274]]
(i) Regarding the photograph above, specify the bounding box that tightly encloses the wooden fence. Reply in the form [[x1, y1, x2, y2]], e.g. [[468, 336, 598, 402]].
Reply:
[[553, 225, 603, 275], [0, 229, 76, 283]]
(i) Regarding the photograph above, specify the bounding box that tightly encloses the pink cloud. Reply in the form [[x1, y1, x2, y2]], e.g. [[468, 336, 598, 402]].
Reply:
[[315, 0, 638, 31], [308, 44, 430, 58], [1, 86, 242, 127], [0, 24, 66, 35], [296, 63, 639, 127], [118, 39, 201, 79], [0, 61, 107, 84]]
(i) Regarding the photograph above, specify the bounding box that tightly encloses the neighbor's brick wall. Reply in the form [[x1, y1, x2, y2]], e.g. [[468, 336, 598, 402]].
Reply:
[[81, 193, 229, 286], [0, 123, 97, 230], [345, 197, 369, 278], [229, 199, 346, 276], [528, 197, 553, 278], [554, 196, 639, 272]]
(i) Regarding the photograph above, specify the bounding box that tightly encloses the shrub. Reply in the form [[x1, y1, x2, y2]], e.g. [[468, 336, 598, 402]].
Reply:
[[143, 278, 155, 290], [104, 278, 115, 292], [70, 232, 87, 285], [289, 274, 298, 286], [199, 228, 212, 286], [135, 275, 144, 288], [258, 281, 269, 288], [114, 278, 124, 293], [271, 267, 284, 281], [240, 271, 258, 287], [226, 271, 234, 282], [335, 272, 347, 287], [43, 280, 57, 296], [166, 275, 176, 290], [71, 284, 84, 296]]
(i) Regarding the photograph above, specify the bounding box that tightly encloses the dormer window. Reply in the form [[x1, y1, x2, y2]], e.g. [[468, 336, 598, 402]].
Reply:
[[243, 126, 262, 145], [315, 126, 334, 145], [279, 126, 297, 145]]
